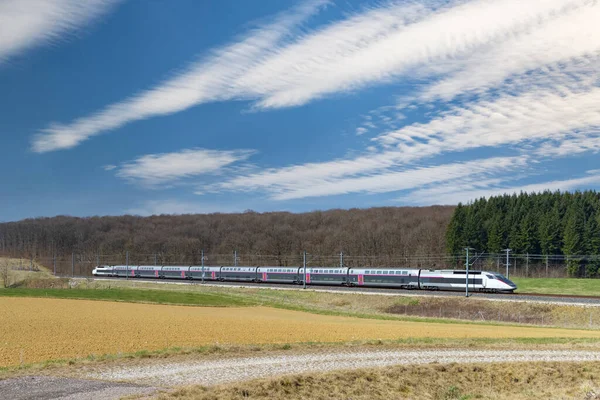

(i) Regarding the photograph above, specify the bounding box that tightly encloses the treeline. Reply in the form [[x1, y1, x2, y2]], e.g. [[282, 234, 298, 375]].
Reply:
[[446, 191, 600, 276], [0, 206, 453, 262]]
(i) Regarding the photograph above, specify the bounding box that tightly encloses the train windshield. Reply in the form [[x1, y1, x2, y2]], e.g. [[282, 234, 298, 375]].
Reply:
[[494, 274, 514, 285]]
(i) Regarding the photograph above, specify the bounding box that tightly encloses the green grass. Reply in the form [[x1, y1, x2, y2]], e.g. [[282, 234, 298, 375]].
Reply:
[[513, 277, 600, 296], [0, 288, 253, 307]]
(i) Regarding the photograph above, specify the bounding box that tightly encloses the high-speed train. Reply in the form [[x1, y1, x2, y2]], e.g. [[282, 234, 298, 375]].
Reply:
[[92, 265, 517, 293]]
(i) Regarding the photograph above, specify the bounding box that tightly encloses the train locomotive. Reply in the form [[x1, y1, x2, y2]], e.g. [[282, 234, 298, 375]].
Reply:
[[92, 265, 517, 293]]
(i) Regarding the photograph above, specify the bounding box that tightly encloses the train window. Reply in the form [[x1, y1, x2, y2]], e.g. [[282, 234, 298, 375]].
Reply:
[[486, 274, 495, 279]]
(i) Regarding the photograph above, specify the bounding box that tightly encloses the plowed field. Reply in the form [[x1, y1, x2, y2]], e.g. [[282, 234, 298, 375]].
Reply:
[[2, 297, 600, 367]]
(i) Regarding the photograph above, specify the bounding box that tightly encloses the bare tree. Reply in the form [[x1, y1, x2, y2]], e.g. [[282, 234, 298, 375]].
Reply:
[[0, 258, 11, 288]]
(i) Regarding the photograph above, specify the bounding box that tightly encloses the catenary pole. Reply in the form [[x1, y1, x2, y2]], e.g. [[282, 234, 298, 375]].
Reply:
[[71, 252, 74, 277], [503, 249, 511, 278], [201, 249, 205, 284], [126, 251, 129, 280], [303, 251, 307, 289], [465, 248, 470, 298]]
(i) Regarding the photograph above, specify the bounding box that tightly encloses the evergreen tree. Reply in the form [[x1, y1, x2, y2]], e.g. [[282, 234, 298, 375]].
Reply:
[[463, 203, 485, 251], [446, 203, 466, 255], [515, 211, 539, 254], [563, 199, 585, 277], [486, 215, 503, 253], [539, 204, 561, 255], [584, 212, 600, 277]]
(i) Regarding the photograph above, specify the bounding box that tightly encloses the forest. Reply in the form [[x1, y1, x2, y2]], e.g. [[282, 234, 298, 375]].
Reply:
[[0, 206, 453, 264], [4, 191, 600, 276], [446, 190, 600, 276]]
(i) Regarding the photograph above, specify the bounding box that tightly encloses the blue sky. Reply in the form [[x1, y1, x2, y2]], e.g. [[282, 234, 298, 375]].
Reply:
[[1, 0, 600, 221]]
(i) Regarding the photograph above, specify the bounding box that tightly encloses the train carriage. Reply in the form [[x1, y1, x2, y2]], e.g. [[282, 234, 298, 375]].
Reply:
[[257, 267, 301, 283], [219, 266, 257, 281], [419, 270, 484, 291], [348, 268, 419, 288], [113, 265, 136, 278], [160, 266, 190, 279], [306, 267, 348, 285], [189, 266, 220, 280], [137, 266, 162, 278]]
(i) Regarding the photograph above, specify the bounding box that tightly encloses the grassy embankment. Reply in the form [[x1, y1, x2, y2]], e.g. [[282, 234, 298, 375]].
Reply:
[[160, 362, 600, 400], [513, 276, 600, 296], [0, 287, 250, 307], [3, 277, 600, 329]]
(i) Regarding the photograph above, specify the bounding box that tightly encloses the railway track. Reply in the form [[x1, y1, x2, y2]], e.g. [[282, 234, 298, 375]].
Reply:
[[78, 276, 600, 306]]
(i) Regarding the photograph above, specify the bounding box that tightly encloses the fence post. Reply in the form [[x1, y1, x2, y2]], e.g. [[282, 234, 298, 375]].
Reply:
[[303, 251, 307, 290], [546, 256, 549, 277], [526, 253, 529, 277], [201, 249, 205, 284]]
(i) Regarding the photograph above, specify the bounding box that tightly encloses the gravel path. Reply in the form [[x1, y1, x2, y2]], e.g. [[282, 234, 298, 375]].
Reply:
[[0, 376, 156, 400], [87, 349, 600, 387]]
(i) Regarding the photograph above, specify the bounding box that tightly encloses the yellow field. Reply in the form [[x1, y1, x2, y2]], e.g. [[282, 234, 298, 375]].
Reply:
[[2, 297, 600, 367]]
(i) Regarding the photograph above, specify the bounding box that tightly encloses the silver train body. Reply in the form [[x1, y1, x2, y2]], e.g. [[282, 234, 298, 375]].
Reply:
[[93, 265, 517, 293]]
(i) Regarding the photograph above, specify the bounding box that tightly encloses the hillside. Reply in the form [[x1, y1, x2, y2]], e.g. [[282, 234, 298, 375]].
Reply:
[[0, 207, 454, 263]]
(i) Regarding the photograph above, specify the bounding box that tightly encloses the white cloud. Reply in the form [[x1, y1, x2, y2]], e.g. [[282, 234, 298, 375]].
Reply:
[[31, 0, 600, 153], [213, 156, 527, 200], [0, 0, 120, 64], [116, 148, 254, 186], [416, 2, 600, 102], [536, 133, 600, 158], [103, 164, 116, 171], [31, 0, 328, 152], [214, 150, 407, 196], [126, 199, 242, 216], [377, 86, 600, 162], [399, 172, 600, 205]]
